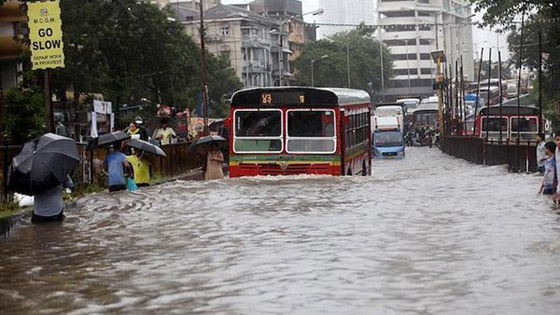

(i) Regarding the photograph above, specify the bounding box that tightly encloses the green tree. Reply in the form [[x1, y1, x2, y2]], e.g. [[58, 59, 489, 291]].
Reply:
[[53, 0, 241, 113], [1, 87, 45, 144], [473, 0, 560, 129], [293, 27, 393, 100]]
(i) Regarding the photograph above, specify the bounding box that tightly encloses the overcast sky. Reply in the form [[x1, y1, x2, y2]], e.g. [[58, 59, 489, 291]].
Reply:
[[221, 0, 509, 60]]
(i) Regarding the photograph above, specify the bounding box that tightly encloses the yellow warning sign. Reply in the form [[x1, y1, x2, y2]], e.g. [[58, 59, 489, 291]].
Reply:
[[27, 0, 65, 70]]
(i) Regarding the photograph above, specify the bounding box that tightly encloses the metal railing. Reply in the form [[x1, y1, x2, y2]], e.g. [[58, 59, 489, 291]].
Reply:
[[1, 142, 203, 203], [442, 136, 537, 173]]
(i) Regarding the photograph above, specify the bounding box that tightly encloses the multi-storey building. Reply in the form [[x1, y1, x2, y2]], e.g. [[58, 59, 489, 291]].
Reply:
[[0, 0, 27, 91], [316, 0, 375, 39], [153, 0, 221, 11], [178, 4, 289, 88], [377, 0, 474, 100]]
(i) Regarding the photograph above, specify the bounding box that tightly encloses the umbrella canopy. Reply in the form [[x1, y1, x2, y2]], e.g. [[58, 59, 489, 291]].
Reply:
[[127, 139, 167, 157], [95, 131, 131, 147], [189, 135, 227, 155], [8, 133, 80, 195]]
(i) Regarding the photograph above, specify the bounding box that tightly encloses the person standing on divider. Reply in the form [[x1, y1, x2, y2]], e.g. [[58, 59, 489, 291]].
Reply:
[[554, 133, 560, 201], [536, 133, 546, 174], [539, 142, 557, 195]]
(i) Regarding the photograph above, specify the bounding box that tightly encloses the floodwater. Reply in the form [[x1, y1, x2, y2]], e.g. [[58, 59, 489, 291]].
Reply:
[[1, 148, 560, 314]]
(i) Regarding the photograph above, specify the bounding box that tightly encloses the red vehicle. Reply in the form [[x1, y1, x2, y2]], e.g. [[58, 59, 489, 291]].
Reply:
[[226, 87, 372, 177], [476, 105, 539, 141]]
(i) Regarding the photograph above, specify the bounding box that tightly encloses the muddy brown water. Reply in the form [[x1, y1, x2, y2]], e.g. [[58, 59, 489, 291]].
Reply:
[[1, 148, 559, 314]]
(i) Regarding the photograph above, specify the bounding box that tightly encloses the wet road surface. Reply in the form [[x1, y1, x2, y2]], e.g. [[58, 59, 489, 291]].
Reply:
[[1, 148, 560, 314]]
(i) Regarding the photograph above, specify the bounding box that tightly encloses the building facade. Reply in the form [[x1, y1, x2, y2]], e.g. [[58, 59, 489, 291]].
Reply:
[[377, 0, 474, 100], [153, 0, 221, 11], [316, 0, 375, 39], [179, 4, 289, 88], [0, 0, 27, 91]]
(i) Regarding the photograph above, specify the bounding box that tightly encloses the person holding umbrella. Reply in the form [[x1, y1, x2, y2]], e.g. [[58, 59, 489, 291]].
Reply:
[[190, 135, 226, 180], [33, 175, 73, 223], [8, 133, 80, 223], [126, 139, 167, 187], [127, 149, 152, 187]]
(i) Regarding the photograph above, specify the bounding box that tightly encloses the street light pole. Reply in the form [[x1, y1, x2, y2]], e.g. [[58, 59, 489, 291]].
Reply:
[[311, 54, 329, 87], [377, 31, 385, 100], [278, 9, 324, 87], [435, 12, 439, 50], [311, 59, 315, 87], [405, 39, 411, 95], [346, 43, 351, 88]]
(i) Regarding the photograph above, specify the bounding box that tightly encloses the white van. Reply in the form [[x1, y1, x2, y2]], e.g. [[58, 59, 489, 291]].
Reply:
[[373, 105, 404, 129]]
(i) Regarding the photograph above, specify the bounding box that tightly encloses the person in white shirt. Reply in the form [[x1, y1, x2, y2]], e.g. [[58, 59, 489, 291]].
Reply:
[[536, 133, 546, 174], [152, 119, 176, 145]]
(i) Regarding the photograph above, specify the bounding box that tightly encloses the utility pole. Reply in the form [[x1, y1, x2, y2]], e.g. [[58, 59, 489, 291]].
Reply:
[[379, 38, 385, 100], [538, 31, 543, 133], [405, 39, 411, 95], [435, 12, 439, 50], [279, 28, 284, 86], [346, 43, 351, 88], [199, 0, 209, 135]]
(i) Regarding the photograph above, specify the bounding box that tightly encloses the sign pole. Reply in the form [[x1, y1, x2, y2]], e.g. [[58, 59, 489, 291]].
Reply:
[[45, 69, 54, 133], [27, 0, 65, 133]]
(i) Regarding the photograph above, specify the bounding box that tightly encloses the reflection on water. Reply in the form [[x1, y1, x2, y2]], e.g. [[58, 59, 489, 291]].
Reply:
[[1, 148, 559, 314]]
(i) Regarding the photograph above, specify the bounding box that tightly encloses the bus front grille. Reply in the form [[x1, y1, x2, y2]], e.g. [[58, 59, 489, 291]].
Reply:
[[238, 163, 331, 176]]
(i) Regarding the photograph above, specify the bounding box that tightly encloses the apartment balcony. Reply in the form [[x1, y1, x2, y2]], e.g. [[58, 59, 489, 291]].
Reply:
[[0, 1, 27, 23], [379, 17, 425, 26], [0, 35, 28, 60]]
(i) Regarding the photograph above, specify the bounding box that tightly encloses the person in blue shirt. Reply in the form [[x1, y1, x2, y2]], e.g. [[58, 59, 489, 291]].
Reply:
[[103, 141, 132, 192], [539, 141, 557, 195]]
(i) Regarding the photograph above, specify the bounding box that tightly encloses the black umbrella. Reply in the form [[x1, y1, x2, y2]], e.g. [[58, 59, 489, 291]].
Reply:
[[8, 133, 80, 195], [127, 139, 167, 157], [189, 135, 227, 155], [94, 131, 131, 147]]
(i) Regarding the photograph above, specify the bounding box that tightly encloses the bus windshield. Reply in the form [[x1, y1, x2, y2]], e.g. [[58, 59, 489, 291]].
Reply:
[[511, 117, 538, 132], [481, 117, 508, 131], [287, 110, 336, 153], [374, 131, 403, 147], [234, 110, 282, 152]]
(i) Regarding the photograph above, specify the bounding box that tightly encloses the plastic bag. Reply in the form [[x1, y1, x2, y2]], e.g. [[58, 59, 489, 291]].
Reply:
[[127, 177, 138, 191]]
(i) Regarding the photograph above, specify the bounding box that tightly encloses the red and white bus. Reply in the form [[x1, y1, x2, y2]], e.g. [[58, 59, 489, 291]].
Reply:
[[227, 87, 372, 177], [476, 105, 539, 141]]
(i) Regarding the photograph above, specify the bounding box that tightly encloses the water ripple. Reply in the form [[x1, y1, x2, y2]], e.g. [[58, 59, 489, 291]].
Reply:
[[1, 148, 559, 314]]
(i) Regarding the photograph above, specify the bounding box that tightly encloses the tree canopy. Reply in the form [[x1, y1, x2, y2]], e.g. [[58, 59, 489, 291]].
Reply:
[[473, 0, 560, 128], [53, 0, 241, 117], [293, 28, 393, 100]]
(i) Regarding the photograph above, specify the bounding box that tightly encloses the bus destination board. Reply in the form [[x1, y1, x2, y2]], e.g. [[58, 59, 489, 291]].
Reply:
[[261, 91, 305, 105]]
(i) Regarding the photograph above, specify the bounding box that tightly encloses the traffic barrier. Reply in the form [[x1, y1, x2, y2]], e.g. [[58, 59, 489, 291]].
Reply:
[[442, 137, 537, 173]]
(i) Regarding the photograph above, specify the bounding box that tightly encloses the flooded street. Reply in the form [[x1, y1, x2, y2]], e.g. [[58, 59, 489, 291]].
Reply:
[[1, 148, 560, 314]]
